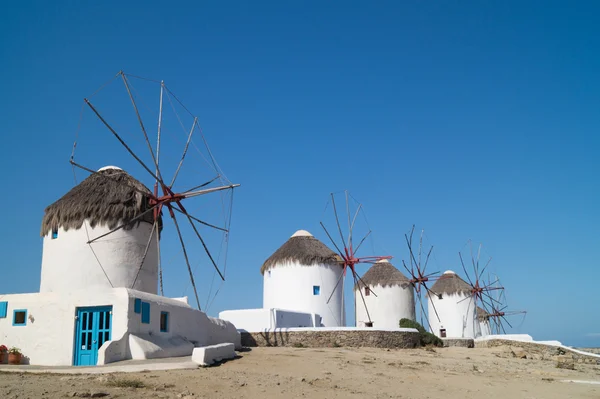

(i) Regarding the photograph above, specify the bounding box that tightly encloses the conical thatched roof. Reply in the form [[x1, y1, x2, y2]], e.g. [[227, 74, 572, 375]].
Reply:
[[354, 259, 410, 290], [477, 306, 489, 321], [260, 230, 342, 275], [430, 270, 472, 295], [41, 166, 162, 236]]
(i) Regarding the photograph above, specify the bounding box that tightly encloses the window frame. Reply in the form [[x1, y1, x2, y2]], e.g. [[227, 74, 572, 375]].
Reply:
[[160, 311, 169, 333], [313, 285, 320, 295], [13, 309, 27, 326]]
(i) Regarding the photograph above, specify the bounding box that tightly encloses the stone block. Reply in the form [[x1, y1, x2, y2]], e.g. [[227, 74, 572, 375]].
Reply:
[[192, 343, 236, 367]]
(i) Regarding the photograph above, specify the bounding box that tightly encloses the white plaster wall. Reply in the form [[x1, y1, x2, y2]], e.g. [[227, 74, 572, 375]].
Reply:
[[354, 285, 416, 328], [40, 220, 158, 294], [219, 308, 321, 332], [0, 288, 130, 366], [478, 319, 491, 337], [0, 288, 240, 366], [263, 261, 344, 327], [125, 290, 241, 351], [428, 293, 477, 339], [219, 309, 275, 331]]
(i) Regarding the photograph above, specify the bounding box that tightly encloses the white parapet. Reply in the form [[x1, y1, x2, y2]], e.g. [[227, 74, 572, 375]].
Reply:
[[192, 343, 236, 367]]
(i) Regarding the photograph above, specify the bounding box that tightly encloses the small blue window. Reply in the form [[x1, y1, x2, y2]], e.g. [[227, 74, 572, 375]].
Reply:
[[134, 298, 142, 314], [160, 312, 169, 332], [0, 302, 7, 318], [52, 228, 58, 239], [141, 302, 150, 324], [13, 309, 27, 326], [313, 285, 320, 295]]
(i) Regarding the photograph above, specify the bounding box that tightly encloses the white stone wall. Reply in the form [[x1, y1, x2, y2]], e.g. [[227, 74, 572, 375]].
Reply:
[[39, 220, 159, 295], [354, 284, 416, 328], [219, 308, 321, 332], [263, 261, 345, 327], [0, 288, 240, 366], [428, 292, 477, 339], [478, 319, 491, 337]]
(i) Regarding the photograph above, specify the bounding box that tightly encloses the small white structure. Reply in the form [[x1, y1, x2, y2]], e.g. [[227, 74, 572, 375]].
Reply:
[[477, 306, 492, 337], [354, 259, 415, 328], [0, 167, 240, 366], [262, 230, 345, 327], [428, 270, 477, 339]]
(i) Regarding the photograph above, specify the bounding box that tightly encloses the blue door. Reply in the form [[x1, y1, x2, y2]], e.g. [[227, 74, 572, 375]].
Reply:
[[74, 306, 112, 366]]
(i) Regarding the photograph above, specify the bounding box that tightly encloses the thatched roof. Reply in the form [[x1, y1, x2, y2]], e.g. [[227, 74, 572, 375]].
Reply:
[[477, 306, 489, 321], [260, 230, 342, 275], [41, 167, 162, 236], [430, 270, 473, 295], [354, 259, 410, 290]]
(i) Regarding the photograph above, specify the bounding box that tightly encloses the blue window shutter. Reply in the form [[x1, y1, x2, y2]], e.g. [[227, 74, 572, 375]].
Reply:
[[134, 298, 142, 314], [141, 302, 150, 324], [0, 302, 7, 318], [313, 286, 320, 295]]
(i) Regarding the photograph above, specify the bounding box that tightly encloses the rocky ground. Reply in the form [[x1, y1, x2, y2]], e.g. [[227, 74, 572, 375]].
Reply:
[[1, 345, 599, 398]]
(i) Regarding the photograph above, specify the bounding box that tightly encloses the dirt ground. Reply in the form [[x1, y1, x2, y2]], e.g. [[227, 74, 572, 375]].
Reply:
[[1, 346, 599, 398]]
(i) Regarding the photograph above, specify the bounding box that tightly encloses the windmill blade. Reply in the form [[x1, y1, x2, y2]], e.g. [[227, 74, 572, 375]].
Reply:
[[476, 243, 482, 278], [417, 292, 434, 333], [130, 221, 159, 288], [353, 230, 372, 256], [326, 267, 346, 305], [423, 282, 441, 322], [353, 270, 372, 324], [172, 206, 228, 232], [84, 99, 163, 185], [320, 221, 346, 257], [87, 204, 160, 244], [330, 193, 347, 248], [345, 191, 352, 248], [478, 256, 493, 281], [175, 203, 225, 281], [349, 203, 363, 241], [356, 273, 378, 298], [422, 245, 434, 274], [156, 220, 164, 296], [169, 208, 201, 309], [183, 176, 221, 194], [405, 233, 420, 275], [501, 314, 513, 329], [170, 117, 197, 188], [121, 73, 164, 185], [418, 229, 424, 269], [458, 252, 475, 286]]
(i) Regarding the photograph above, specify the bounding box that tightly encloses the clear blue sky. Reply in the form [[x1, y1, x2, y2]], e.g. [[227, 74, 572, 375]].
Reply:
[[1, 1, 598, 347]]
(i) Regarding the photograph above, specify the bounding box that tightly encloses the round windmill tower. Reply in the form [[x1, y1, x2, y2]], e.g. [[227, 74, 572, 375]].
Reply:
[[40, 166, 161, 294], [261, 230, 345, 327], [354, 259, 415, 328], [428, 270, 476, 338], [477, 306, 492, 337]]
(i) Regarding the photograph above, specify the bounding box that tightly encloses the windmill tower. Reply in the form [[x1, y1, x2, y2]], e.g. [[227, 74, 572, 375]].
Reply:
[[320, 191, 391, 327], [52, 71, 239, 309], [261, 230, 344, 327], [428, 270, 476, 338], [354, 259, 415, 328]]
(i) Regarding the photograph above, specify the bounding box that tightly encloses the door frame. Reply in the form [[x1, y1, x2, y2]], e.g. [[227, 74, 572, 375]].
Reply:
[[73, 305, 113, 366]]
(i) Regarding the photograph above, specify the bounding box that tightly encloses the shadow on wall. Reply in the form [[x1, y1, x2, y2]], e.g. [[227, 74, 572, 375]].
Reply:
[[241, 331, 291, 347]]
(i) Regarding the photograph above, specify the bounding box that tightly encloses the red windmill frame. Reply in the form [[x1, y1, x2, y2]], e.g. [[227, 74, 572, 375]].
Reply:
[[400, 225, 442, 332], [70, 71, 239, 311], [320, 191, 391, 327]]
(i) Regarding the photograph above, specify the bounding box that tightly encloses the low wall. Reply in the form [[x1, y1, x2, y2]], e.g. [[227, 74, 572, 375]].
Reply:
[[241, 327, 420, 349], [476, 339, 600, 364], [442, 338, 474, 348]]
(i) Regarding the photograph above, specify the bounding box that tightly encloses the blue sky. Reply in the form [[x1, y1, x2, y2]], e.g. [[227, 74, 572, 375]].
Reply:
[[1, 1, 598, 347]]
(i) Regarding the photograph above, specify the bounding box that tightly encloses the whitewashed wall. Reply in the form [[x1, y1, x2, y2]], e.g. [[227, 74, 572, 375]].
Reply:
[[428, 292, 477, 338], [219, 308, 321, 332], [0, 288, 240, 366], [39, 220, 158, 294], [354, 284, 416, 328], [0, 288, 129, 366], [478, 319, 491, 337], [263, 261, 344, 327]]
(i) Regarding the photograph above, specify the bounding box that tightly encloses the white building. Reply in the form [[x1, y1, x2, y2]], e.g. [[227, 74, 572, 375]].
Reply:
[[0, 167, 240, 366], [354, 259, 415, 328], [262, 230, 345, 327], [427, 270, 477, 339], [477, 306, 492, 337], [220, 229, 345, 330]]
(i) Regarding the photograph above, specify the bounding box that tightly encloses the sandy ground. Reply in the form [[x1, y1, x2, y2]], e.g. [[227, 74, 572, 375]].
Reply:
[[1, 346, 599, 398]]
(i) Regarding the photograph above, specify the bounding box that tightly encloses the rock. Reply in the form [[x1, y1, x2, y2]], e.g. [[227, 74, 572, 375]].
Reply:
[[90, 393, 109, 398], [511, 348, 528, 359]]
